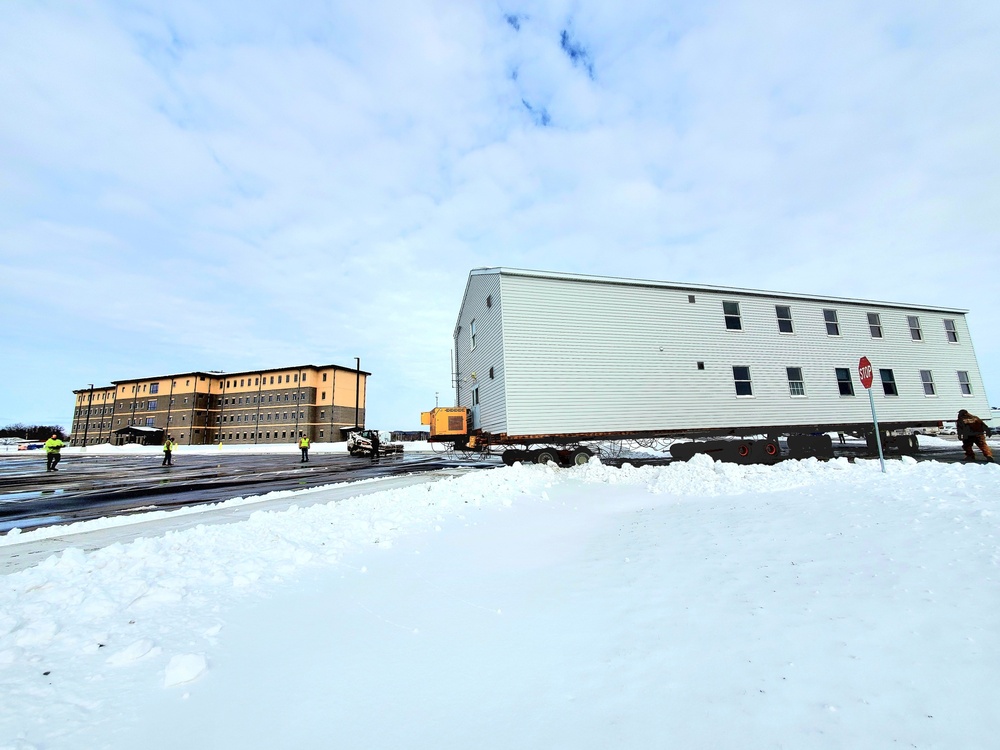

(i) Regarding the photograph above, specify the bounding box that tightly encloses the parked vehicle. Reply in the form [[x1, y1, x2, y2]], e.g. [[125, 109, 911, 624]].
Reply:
[[346, 429, 403, 458], [422, 268, 992, 465]]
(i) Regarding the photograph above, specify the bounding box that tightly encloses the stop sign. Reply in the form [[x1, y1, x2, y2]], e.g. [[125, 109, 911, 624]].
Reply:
[[858, 356, 874, 389]]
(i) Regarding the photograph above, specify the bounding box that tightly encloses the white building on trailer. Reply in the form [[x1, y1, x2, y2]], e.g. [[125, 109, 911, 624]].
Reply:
[[452, 267, 991, 442]]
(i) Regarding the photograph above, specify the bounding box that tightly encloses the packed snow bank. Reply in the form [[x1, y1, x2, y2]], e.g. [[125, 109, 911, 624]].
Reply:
[[1, 456, 998, 749]]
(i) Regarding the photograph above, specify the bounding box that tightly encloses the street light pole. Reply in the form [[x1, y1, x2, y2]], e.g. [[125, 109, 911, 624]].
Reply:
[[354, 357, 361, 428], [82, 384, 94, 447]]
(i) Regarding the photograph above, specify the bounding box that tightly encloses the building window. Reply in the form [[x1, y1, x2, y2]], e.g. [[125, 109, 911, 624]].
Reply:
[[323, 373, 327, 382], [688, 295, 696, 303], [732, 366, 753, 396], [294, 373, 298, 382], [278, 375, 282, 383], [470, 319, 477, 350], [920, 370, 936, 396], [944, 319, 958, 343], [907, 315, 922, 341], [148, 400, 157, 410], [823, 309, 840, 336], [958, 371, 972, 395], [150, 383, 159, 394], [867, 313, 882, 338], [472, 387, 480, 405], [723, 301, 742, 330], [145, 417, 155, 426], [697, 361, 705, 370], [775, 305, 793, 333], [786, 367, 805, 396], [880, 369, 898, 396]]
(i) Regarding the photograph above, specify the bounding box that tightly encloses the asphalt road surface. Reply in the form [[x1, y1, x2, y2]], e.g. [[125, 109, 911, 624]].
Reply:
[[0, 451, 497, 532]]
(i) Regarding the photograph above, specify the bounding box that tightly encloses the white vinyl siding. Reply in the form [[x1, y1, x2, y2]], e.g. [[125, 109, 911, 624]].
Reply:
[[454, 269, 991, 437], [453, 273, 507, 433]]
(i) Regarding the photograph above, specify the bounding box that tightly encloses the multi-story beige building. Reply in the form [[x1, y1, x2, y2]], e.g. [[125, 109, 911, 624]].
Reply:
[[71, 363, 369, 447]]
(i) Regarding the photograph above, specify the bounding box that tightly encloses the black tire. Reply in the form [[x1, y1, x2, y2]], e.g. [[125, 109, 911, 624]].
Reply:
[[670, 442, 699, 461], [564, 447, 593, 466], [751, 439, 781, 464], [532, 447, 559, 465], [502, 450, 526, 466], [734, 440, 755, 464]]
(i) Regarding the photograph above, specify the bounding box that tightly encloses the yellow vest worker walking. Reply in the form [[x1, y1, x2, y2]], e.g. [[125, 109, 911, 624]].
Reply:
[[162, 436, 177, 466], [44, 434, 65, 472], [299, 436, 310, 463]]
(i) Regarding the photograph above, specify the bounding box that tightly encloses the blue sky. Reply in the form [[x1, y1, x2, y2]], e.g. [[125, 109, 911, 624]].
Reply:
[[1, 0, 998, 431]]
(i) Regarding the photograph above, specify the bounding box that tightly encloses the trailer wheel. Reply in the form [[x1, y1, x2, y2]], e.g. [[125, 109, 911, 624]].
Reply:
[[670, 442, 699, 461], [502, 450, 527, 466], [734, 440, 754, 463], [531, 447, 559, 465], [564, 447, 593, 466], [750, 439, 782, 464]]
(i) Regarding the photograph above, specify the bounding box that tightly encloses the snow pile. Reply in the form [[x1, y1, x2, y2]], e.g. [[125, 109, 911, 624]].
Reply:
[[1, 457, 999, 748]]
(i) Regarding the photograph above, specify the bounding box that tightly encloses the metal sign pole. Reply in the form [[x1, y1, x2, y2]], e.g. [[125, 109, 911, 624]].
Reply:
[[868, 387, 886, 473], [859, 355, 886, 474]]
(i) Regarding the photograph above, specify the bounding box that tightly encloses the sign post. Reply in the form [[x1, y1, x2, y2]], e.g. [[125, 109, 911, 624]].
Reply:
[[859, 356, 886, 473]]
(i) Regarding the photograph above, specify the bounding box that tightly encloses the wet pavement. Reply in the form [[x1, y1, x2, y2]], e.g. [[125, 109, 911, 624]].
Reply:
[[0, 451, 498, 532]]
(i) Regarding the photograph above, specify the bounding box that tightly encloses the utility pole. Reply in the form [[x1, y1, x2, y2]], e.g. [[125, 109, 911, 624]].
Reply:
[[354, 357, 361, 428], [293, 368, 302, 440], [81, 384, 94, 447]]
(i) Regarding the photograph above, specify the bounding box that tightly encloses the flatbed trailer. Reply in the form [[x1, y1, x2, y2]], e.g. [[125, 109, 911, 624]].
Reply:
[[422, 406, 940, 465]]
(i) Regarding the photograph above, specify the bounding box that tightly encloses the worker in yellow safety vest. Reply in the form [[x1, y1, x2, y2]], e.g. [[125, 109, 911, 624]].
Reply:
[[162, 436, 178, 466], [44, 433, 65, 472], [299, 435, 310, 463]]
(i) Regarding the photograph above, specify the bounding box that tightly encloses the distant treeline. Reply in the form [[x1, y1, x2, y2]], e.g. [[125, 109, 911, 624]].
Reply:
[[0, 424, 68, 441]]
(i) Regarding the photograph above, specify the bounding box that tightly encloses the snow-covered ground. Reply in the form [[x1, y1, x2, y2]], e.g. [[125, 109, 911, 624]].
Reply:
[[2, 445, 999, 749]]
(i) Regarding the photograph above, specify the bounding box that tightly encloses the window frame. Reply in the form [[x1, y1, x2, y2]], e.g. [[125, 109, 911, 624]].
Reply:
[[943, 319, 958, 343], [907, 315, 922, 341], [957, 371, 972, 395], [723, 301, 742, 331], [879, 369, 898, 396], [867, 312, 883, 339], [919, 370, 936, 396], [786, 367, 805, 397], [470, 319, 477, 350], [823, 309, 840, 336], [775, 305, 793, 334], [732, 365, 753, 397]]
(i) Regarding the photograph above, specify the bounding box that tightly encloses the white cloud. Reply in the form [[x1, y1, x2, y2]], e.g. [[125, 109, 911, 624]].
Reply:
[[1, 0, 998, 431]]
